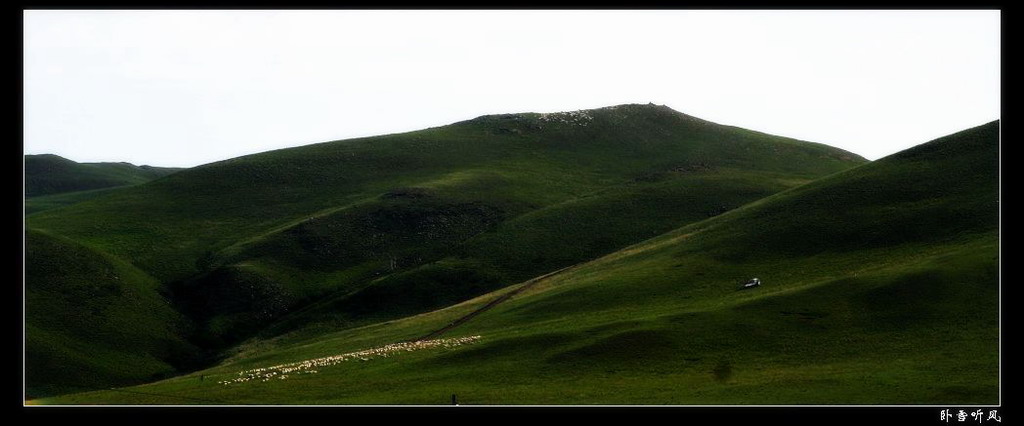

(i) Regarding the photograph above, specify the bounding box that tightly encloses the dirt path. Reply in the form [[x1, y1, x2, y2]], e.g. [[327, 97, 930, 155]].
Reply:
[[410, 264, 576, 342]]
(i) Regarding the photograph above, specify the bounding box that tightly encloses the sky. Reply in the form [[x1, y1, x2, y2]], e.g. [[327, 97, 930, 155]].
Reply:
[[24, 10, 1000, 167]]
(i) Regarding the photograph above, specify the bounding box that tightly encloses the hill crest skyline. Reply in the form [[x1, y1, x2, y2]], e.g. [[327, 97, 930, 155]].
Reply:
[[22, 103, 897, 168]]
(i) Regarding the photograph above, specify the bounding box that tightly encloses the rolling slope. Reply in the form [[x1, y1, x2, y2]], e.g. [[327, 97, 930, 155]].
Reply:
[[25, 154, 183, 214], [25, 230, 200, 398]]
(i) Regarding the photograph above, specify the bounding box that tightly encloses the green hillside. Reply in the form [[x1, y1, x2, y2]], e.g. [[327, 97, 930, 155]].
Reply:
[[25, 230, 201, 399], [25, 187, 127, 215], [25, 154, 182, 197], [35, 120, 998, 404], [27, 104, 866, 360]]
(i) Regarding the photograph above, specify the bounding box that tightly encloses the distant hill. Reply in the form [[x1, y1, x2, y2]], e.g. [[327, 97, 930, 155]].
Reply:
[[38, 120, 996, 405], [25, 154, 182, 197]]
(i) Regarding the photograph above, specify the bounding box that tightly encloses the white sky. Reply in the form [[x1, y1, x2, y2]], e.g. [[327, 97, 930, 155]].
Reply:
[[24, 10, 1000, 167]]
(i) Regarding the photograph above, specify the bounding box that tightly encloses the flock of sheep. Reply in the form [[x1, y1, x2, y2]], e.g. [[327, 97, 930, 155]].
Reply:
[[218, 335, 483, 386]]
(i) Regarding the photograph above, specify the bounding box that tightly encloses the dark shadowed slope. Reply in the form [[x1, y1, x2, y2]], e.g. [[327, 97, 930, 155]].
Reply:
[[25, 230, 201, 398]]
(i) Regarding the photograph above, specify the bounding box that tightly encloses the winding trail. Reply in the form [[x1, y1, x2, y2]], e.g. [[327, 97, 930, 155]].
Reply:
[[410, 264, 576, 342]]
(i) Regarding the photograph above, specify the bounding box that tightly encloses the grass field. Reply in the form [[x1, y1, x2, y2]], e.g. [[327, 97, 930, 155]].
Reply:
[[25, 187, 128, 215], [32, 120, 999, 404]]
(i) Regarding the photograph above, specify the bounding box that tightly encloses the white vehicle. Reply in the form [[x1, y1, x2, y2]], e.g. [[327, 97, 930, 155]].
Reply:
[[741, 278, 761, 289]]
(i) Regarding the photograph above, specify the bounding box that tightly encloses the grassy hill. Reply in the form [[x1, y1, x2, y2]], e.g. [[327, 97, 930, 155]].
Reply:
[[26, 104, 865, 362], [34, 120, 998, 404], [25, 154, 182, 197], [25, 229, 201, 399], [26, 187, 127, 215], [25, 154, 183, 214]]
